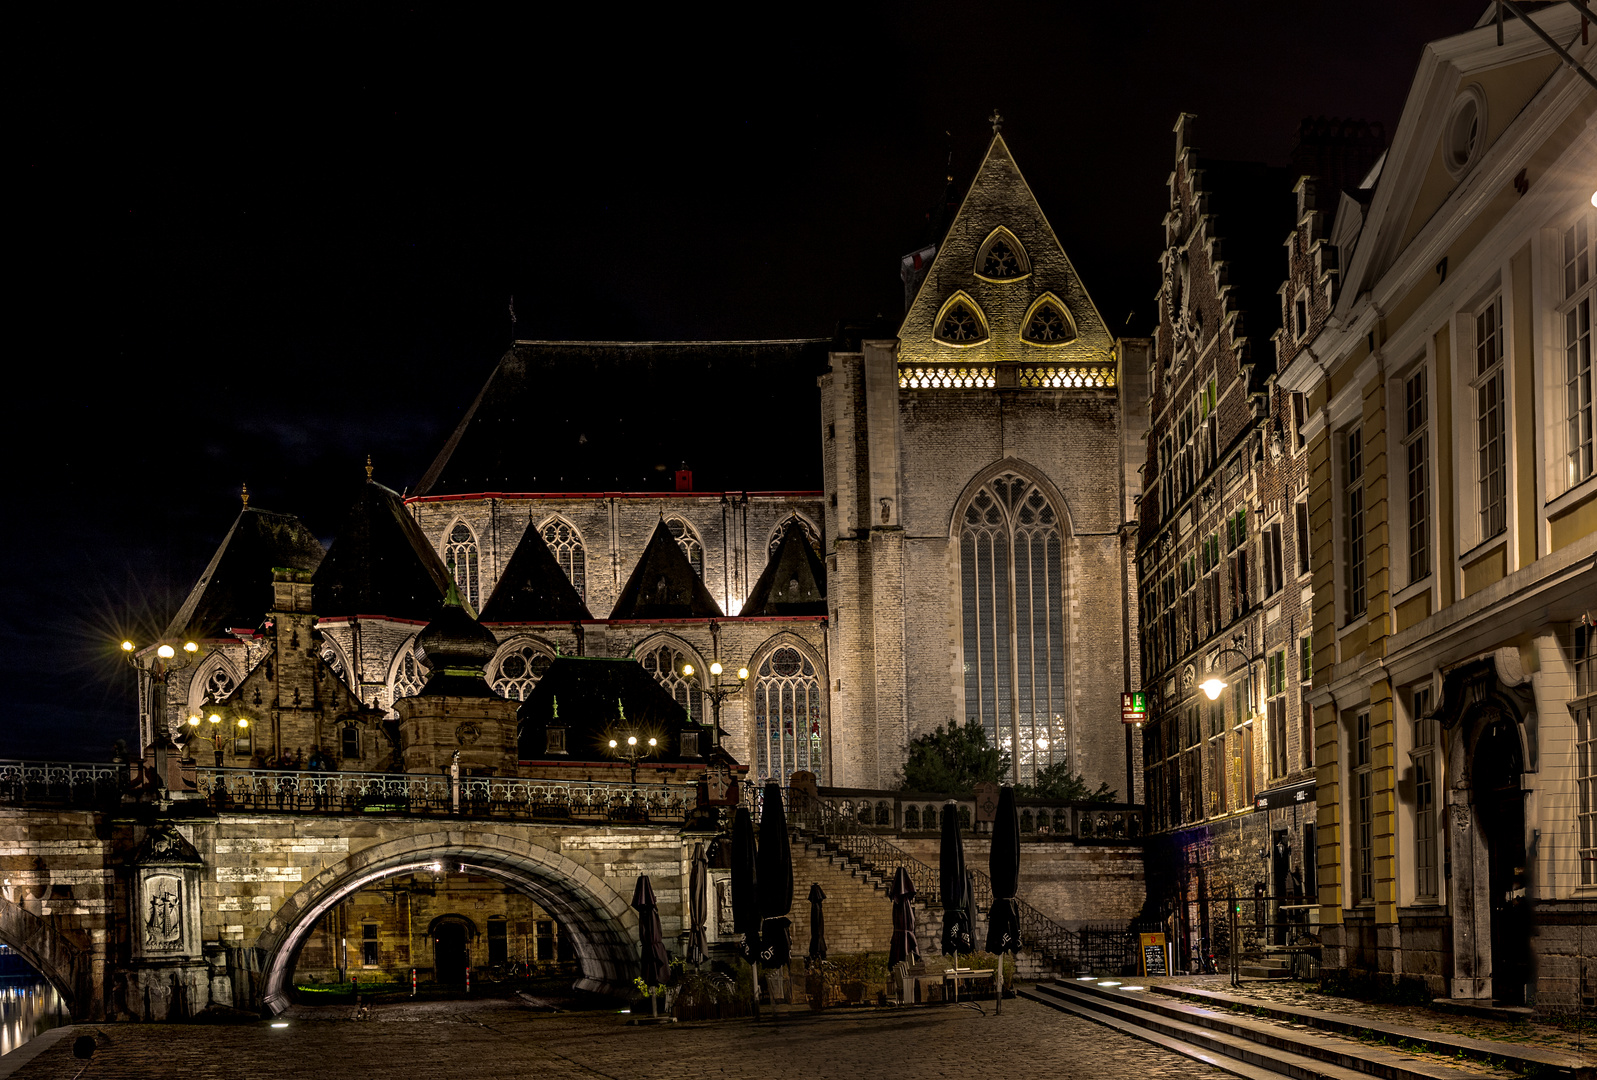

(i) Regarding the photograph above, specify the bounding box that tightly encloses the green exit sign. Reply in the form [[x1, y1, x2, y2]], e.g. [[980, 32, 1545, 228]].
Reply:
[[1121, 691, 1148, 723]]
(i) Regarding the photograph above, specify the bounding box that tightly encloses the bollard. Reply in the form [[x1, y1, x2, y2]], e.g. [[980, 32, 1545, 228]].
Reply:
[[411, 968, 417, 997], [465, 966, 471, 995]]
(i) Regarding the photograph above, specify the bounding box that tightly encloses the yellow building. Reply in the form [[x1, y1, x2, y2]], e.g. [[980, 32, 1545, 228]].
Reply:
[[1278, 7, 1596, 1009]]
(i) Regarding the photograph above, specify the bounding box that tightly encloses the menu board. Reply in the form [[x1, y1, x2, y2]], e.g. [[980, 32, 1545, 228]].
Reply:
[[1138, 932, 1168, 976]]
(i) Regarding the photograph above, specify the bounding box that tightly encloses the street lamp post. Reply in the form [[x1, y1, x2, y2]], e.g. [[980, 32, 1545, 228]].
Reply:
[[607, 731, 659, 786], [121, 638, 200, 789], [680, 660, 748, 749], [182, 710, 252, 768], [1198, 644, 1254, 702]]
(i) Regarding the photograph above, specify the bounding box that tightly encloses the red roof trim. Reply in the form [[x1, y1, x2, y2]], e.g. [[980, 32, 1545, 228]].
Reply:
[[314, 615, 433, 628], [406, 491, 823, 505]]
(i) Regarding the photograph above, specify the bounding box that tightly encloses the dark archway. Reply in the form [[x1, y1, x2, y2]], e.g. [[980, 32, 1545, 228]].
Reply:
[[430, 915, 474, 984], [1471, 715, 1527, 1005]]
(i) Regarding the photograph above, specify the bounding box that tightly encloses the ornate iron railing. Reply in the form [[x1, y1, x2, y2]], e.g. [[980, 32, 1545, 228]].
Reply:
[[0, 761, 125, 806], [193, 767, 697, 822], [746, 785, 1083, 968]]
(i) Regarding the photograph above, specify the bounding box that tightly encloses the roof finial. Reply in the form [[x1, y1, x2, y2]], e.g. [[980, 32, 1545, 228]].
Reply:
[[988, 109, 1003, 134], [240, 482, 249, 509], [365, 454, 374, 481]]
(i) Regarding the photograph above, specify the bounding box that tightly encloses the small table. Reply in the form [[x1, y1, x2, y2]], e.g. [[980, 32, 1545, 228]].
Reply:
[[943, 968, 996, 1002]]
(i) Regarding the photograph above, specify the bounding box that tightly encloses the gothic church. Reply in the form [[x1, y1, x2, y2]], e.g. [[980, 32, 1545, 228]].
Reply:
[[140, 132, 1147, 797]]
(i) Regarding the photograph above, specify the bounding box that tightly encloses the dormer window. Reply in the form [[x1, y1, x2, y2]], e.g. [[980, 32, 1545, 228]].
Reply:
[[974, 227, 1030, 282], [935, 293, 989, 346], [1021, 294, 1077, 346]]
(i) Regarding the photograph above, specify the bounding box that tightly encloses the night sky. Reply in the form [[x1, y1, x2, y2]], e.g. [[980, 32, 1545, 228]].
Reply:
[[8, 2, 1478, 759]]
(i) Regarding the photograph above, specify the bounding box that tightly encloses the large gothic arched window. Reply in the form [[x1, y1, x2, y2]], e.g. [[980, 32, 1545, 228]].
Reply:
[[540, 518, 586, 600], [640, 641, 701, 722], [767, 515, 822, 561], [753, 646, 824, 784], [445, 521, 480, 608], [960, 474, 1067, 783]]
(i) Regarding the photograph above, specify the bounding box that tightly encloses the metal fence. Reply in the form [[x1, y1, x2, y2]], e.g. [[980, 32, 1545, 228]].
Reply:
[[0, 761, 124, 807]]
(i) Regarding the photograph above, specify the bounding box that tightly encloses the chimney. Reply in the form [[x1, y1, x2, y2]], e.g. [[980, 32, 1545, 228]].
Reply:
[[675, 464, 692, 492]]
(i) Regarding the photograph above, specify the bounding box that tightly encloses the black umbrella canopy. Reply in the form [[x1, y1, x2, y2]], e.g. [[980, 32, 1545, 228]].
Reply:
[[631, 874, 671, 988], [756, 780, 794, 967], [888, 866, 919, 969], [730, 806, 760, 960], [807, 882, 827, 962], [986, 784, 1022, 955], [687, 841, 709, 966], [939, 802, 973, 957]]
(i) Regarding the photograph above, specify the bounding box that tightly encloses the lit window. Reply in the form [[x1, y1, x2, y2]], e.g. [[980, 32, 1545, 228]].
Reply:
[[960, 475, 1065, 784], [1403, 367, 1430, 584], [753, 647, 823, 784], [664, 518, 704, 578], [491, 642, 553, 701], [640, 642, 700, 722], [540, 518, 586, 600], [445, 521, 480, 608]]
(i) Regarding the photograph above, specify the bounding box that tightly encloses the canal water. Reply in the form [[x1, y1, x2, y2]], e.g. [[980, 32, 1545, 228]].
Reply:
[[0, 980, 69, 1058]]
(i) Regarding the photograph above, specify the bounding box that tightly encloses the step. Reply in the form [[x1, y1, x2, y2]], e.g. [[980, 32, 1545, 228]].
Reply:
[[1025, 979, 1494, 1080], [1148, 984, 1591, 1080]]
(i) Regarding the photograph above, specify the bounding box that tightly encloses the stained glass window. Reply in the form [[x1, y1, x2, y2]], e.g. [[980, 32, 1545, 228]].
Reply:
[[491, 643, 553, 701], [960, 475, 1066, 784], [753, 647, 823, 784]]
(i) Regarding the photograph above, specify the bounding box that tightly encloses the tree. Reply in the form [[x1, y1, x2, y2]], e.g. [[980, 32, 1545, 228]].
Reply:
[[899, 718, 1010, 796], [1019, 760, 1117, 803]]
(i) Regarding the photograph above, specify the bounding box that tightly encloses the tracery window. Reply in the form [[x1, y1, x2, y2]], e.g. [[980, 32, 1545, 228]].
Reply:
[[491, 642, 553, 702], [665, 518, 704, 578], [445, 521, 480, 608], [200, 664, 236, 705], [540, 518, 586, 600], [767, 516, 821, 561], [936, 296, 988, 345], [640, 642, 701, 722], [753, 647, 824, 784], [975, 228, 1029, 281], [959, 474, 1066, 784], [1022, 298, 1076, 345], [391, 643, 425, 706]]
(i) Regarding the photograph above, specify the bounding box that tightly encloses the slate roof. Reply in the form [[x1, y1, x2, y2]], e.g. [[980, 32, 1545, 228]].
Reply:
[[1192, 157, 1296, 389], [164, 508, 325, 640], [609, 519, 724, 620], [413, 340, 831, 496], [478, 522, 592, 623], [516, 656, 717, 764], [312, 482, 453, 621], [740, 518, 827, 617]]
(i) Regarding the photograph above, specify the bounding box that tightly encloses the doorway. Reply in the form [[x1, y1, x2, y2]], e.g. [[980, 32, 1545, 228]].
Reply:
[[1471, 718, 1527, 1005], [432, 919, 471, 984]]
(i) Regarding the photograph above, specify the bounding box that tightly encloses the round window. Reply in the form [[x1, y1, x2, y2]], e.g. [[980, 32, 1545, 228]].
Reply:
[[1444, 85, 1487, 179]]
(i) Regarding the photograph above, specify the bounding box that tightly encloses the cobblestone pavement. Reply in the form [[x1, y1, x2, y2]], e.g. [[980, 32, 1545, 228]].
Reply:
[[1143, 976, 1595, 1062], [3, 995, 1237, 1080]]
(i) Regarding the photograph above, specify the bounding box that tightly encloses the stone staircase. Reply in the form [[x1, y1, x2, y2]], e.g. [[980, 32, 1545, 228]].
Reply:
[[1023, 978, 1593, 1080]]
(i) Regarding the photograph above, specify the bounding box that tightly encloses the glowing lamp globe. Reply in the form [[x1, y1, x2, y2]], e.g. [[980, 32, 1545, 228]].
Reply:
[[1199, 677, 1228, 701], [682, 663, 694, 677], [710, 661, 723, 676], [737, 667, 749, 681], [121, 641, 134, 652], [157, 644, 175, 659]]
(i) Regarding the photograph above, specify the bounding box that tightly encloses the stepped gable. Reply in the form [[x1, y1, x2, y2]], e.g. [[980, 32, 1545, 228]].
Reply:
[[312, 481, 452, 621], [412, 340, 831, 497], [478, 521, 592, 623], [516, 656, 716, 763], [413, 578, 500, 697], [609, 519, 724, 620], [741, 518, 827, 616], [164, 507, 325, 640]]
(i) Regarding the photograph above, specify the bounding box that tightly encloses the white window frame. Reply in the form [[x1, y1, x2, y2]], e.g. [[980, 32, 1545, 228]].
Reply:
[[1467, 292, 1508, 549], [1542, 207, 1596, 506]]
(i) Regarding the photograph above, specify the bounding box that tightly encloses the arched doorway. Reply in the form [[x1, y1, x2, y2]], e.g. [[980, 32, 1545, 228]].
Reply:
[[253, 835, 641, 1015], [429, 915, 475, 984], [1471, 715, 1527, 1005]]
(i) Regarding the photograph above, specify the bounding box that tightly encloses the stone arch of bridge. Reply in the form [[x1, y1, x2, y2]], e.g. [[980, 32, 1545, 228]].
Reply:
[[0, 893, 85, 1017], [254, 829, 640, 1014]]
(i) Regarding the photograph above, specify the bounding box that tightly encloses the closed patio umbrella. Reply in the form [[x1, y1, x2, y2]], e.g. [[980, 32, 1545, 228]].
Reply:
[[755, 780, 793, 968], [687, 841, 709, 966], [807, 882, 827, 962], [888, 866, 919, 970], [986, 784, 1022, 1012], [632, 874, 671, 993], [939, 801, 973, 957], [730, 806, 760, 962]]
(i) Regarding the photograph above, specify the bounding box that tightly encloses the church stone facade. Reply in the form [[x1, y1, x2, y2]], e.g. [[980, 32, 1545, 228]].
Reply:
[[139, 132, 1145, 800]]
